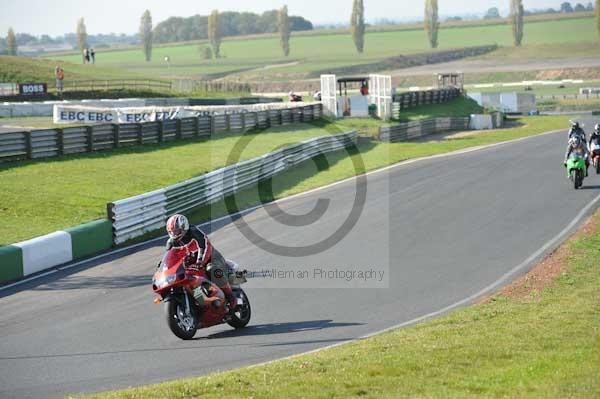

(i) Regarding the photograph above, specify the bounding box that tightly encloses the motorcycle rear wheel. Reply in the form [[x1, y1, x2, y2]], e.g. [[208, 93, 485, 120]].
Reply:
[[571, 170, 578, 190], [165, 298, 198, 340], [227, 288, 251, 329], [596, 159, 600, 175]]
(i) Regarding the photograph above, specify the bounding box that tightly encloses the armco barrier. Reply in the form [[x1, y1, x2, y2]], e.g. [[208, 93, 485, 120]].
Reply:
[[393, 88, 461, 118], [66, 219, 113, 260], [107, 131, 357, 244], [0, 219, 114, 285], [0, 103, 323, 163], [379, 117, 470, 142]]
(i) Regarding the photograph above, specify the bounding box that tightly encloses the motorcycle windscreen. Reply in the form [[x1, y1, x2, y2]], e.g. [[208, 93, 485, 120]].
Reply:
[[161, 247, 188, 270]]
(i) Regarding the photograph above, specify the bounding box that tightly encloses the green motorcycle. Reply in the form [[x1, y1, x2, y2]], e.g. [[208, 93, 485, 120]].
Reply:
[[565, 154, 587, 190]]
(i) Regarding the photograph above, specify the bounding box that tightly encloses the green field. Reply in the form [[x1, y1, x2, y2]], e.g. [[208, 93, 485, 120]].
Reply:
[[47, 17, 599, 82], [75, 208, 600, 399], [0, 124, 332, 245], [0, 55, 254, 99], [0, 55, 148, 86]]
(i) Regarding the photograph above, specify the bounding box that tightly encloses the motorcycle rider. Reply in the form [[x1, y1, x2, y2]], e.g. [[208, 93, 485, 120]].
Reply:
[[568, 121, 586, 141], [165, 214, 237, 313], [589, 124, 600, 153], [564, 135, 590, 177]]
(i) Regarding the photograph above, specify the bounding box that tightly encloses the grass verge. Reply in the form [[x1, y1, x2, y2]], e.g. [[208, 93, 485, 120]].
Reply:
[[0, 115, 569, 246], [0, 123, 333, 245], [396, 96, 484, 122], [72, 208, 600, 399], [537, 98, 600, 113], [0, 55, 149, 85]]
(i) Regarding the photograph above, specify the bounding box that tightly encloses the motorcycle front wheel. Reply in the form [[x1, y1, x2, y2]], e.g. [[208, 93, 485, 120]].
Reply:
[[165, 297, 198, 340], [227, 288, 251, 329], [576, 170, 583, 190]]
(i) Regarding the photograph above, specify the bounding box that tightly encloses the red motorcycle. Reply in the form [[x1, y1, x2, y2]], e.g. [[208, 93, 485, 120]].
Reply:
[[152, 244, 251, 340], [591, 142, 600, 175]]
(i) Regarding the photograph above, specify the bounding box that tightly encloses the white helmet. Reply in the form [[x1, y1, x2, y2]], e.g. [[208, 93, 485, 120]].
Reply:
[[166, 214, 189, 240]]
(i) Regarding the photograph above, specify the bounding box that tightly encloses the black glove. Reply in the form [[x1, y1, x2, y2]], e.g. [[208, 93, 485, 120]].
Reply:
[[165, 238, 175, 250], [186, 263, 202, 272]]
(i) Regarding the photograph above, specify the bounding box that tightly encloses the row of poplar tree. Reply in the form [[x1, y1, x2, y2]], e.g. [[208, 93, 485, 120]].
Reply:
[[3, 1, 600, 58], [351, 0, 596, 52], [136, 8, 291, 62]]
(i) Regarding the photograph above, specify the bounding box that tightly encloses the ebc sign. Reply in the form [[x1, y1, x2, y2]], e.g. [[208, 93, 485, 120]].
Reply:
[[58, 110, 115, 123], [19, 83, 47, 96]]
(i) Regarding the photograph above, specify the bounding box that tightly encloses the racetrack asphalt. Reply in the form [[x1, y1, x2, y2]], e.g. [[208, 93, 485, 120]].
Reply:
[[1, 120, 600, 398]]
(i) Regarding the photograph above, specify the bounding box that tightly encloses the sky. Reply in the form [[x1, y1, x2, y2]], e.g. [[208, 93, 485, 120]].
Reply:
[[0, 0, 589, 37]]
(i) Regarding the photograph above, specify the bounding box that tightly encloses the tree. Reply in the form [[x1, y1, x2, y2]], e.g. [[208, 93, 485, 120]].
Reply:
[[199, 45, 212, 60], [597, 0, 600, 36], [561, 2, 574, 12], [484, 7, 501, 19], [510, 0, 524, 46], [587, 1, 594, 11], [139, 10, 153, 61], [6, 28, 17, 55], [574, 2, 587, 11], [76, 17, 88, 51], [208, 10, 222, 58], [151, 11, 312, 43], [278, 5, 291, 56], [424, 0, 439, 48], [350, 0, 365, 53]]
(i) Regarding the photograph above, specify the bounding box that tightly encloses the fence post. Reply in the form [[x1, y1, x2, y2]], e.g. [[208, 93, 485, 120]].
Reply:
[[175, 119, 182, 139], [254, 111, 259, 129], [158, 120, 164, 142], [25, 131, 32, 159], [279, 109, 283, 125], [210, 115, 216, 136], [113, 124, 120, 148], [86, 126, 93, 152], [193, 117, 199, 137], [57, 128, 64, 156], [137, 123, 143, 144], [226, 114, 231, 132], [241, 112, 247, 132]]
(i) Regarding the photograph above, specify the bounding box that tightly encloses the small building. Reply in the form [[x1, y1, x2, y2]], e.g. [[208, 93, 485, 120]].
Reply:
[[336, 77, 370, 118], [468, 91, 536, 114], [436, 72, 464, 92], [320, 74, 392, 120]]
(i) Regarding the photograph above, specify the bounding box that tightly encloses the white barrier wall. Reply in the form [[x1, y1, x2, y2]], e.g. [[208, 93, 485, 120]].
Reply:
[[53, 102, 317, 124], [15, 231, 73, 276], [469, 114, 494, 130], [468, 92, 536, 114], [1, 98, 188, 118]]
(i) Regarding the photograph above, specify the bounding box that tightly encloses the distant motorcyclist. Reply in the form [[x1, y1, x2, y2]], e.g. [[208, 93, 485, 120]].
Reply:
[[289, 91, 303, 102], [165, 214, 237, 313], [589, 124, 600, 153], [564, 135, 590, 177], [568, 121, 586, 141]]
